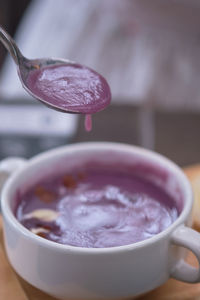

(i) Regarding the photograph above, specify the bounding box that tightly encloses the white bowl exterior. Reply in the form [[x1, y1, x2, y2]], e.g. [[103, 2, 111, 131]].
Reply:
[[1, 142, 193, 299]]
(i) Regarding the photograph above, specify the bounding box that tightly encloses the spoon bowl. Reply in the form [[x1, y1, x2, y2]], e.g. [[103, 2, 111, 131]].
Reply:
[[0, 26, 111, 115], [18, 56, 83, 114]]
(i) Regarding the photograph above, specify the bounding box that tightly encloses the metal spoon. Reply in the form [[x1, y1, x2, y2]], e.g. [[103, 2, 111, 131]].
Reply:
[[0, 26, 109, 114]]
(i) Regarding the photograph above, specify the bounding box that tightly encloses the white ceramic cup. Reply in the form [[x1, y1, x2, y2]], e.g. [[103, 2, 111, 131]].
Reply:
[[0, 142, 200, 300]]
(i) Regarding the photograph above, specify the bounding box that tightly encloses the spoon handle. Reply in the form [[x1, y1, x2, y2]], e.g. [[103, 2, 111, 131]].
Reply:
[[0, 26, 23, 65]]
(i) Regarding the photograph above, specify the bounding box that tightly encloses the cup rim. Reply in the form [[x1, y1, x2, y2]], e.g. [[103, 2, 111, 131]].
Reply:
[[1, 142, 193, 254]]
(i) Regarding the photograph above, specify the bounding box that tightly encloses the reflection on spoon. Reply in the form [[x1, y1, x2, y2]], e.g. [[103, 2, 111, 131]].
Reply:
[[0, 26, 111, 131]]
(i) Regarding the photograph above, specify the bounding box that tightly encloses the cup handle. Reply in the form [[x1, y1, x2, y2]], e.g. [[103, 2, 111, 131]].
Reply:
[[171, 225, 200, 283], [0, 157, 27, 191]]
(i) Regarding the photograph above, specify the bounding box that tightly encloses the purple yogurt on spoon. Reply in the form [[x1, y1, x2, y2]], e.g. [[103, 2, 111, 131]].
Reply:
[[0, 26, 111, 130], [26, 63, 111, 131]]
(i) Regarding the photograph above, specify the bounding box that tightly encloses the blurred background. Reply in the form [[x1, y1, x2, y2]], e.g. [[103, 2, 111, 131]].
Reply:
[[0, 0, 200, 167]]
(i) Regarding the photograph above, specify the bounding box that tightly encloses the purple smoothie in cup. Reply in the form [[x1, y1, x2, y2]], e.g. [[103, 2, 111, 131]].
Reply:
[[16, 167, 178, 248]]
